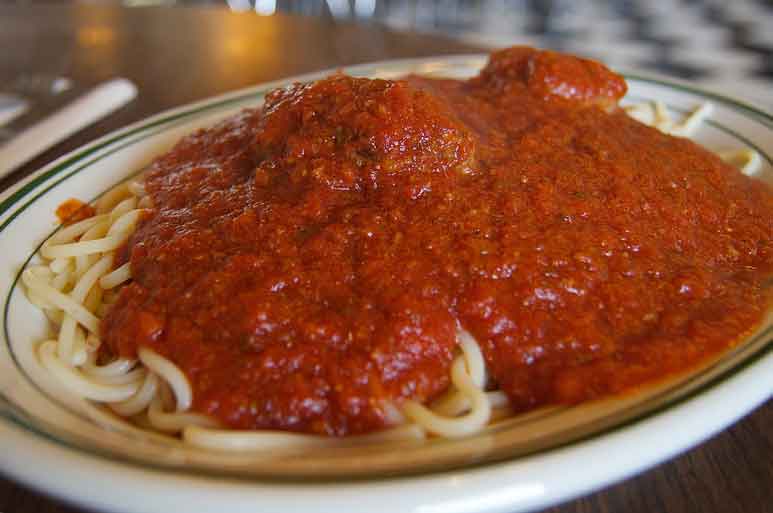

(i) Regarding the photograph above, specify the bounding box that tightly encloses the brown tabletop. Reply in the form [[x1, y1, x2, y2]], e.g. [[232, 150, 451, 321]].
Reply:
[[0, 4, 771, 513]]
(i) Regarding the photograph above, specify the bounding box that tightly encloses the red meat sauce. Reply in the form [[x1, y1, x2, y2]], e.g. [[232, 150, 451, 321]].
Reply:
[[101, 47, 773, 436], [56, 198, 96, 225]]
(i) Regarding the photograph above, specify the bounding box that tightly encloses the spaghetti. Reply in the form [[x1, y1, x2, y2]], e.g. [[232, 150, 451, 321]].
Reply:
[[22, 47, 773, 449], [22, 183, 503, 446], [624, 100, 762, 174]]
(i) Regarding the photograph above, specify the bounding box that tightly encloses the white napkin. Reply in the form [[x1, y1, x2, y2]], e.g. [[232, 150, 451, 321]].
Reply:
[[0, 94, 28, 127], [0, 78, 138, 179]]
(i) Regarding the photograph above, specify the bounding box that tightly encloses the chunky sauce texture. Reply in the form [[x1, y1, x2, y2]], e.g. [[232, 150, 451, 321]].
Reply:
[[102, 48, 773, 435], [56, 198, 96, 225]]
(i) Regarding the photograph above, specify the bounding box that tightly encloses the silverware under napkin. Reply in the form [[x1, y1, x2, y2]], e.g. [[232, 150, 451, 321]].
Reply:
[[0, 78, 138, 180]]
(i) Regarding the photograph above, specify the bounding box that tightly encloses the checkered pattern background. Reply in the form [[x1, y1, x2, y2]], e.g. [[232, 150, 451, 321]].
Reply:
[[369, 0, 773, 109]]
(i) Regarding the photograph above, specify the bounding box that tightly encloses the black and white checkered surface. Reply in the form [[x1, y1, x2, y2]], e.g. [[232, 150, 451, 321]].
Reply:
[[214, 0, 772, 108], [370, 0, 773, 109]]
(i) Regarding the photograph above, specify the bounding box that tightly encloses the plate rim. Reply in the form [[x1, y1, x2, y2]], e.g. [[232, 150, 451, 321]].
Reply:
[[0, 54, 771, 513]]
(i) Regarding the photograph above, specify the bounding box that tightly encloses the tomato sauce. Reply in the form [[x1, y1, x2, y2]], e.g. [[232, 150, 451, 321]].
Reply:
[[102, 47, 773, 435], [56, 198, 96, 225]]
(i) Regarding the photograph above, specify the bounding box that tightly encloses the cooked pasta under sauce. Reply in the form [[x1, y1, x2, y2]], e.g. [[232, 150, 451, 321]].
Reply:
[[24, 47, 773, 447]]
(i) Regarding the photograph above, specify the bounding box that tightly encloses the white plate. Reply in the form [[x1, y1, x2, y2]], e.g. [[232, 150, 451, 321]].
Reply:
[[0, 56, 771, 513]]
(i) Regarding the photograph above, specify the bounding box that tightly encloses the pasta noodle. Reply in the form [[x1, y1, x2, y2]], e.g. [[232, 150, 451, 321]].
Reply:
[[23, 92, 763, 450], [624, 100, 762, 175], [22, 179, 508, 447]]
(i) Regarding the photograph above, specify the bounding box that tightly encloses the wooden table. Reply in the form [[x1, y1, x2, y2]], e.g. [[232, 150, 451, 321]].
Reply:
[[0, 4, 770, 513]]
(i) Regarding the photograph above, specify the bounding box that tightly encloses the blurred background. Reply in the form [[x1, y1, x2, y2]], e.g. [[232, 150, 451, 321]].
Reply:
[[2, 0, 772, 110], [7, 0, 769, 104]]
